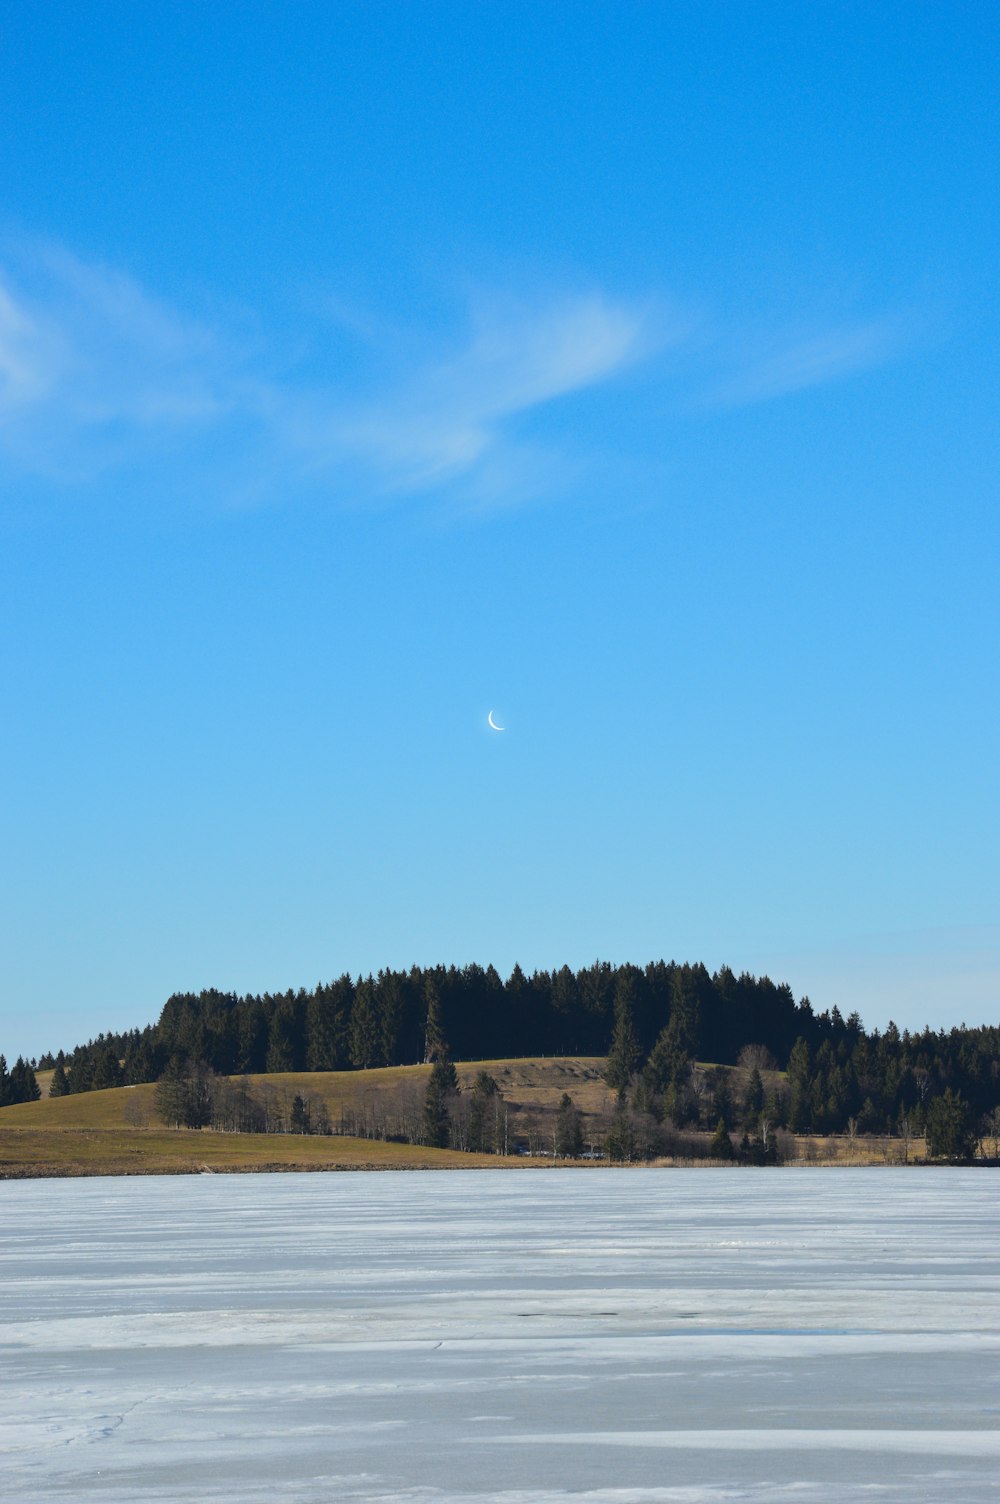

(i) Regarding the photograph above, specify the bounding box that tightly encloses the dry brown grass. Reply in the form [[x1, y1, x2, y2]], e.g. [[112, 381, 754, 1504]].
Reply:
[[789, 1133, 928, 1166], [0, 1058, 615, 1177], [0, 1126, 522, 1178], [0, 1057, 930, 1176]]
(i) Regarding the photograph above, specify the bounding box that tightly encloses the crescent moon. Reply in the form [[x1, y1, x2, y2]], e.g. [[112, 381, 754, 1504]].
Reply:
[[487, 710, 505, 732]]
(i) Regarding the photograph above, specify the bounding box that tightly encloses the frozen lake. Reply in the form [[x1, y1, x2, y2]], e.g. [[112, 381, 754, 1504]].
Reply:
[[2, 1168, 999, 1502]]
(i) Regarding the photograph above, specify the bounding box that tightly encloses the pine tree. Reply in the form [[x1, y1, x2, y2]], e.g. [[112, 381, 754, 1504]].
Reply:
[[742, 1066, 764, 1125], [786, 1037, 811, 1132], [710, 1117, 735, 1160], [236, 998, 269, 1073], [605, 974, 641, 1089], [605, 1089, 637, 1161], [8, 1058, 41, 1103], [90, 1047, 123, 1091], [306, 977, 352, 1071], [467, 1071, 501, 1153], [154, 1057, 189, 1128], [668, 968, 701, 1059], [349, 978, 380, 1070], [926, 1089, 976, 1162], [555, 1092, 584, 1158], [423, 977, 448, 1063], [266, 1000, 298, 1073], [423, 1057, 458, 1148], [49, 1059, 69, 1097]]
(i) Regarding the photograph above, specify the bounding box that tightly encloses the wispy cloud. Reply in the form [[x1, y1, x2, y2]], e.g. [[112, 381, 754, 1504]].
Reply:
[[0, 236, 915, 511], [286, 292, 653, 506], [0, 244, 654, 507], [709, 317, 906, 407], [0, 241, 235, 477]]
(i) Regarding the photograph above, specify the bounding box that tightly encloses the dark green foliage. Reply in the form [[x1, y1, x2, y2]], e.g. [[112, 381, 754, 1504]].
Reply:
[[423, 1057, 458, 1148], [306, 976, 352, 1071], [1, 1056, 41, 1105], [422, 976, 447, 1063], [154, 1057, 214, 1129], [122, 1032, 161, 1085], [90, 1047, 123, 1091], [710, 1071, 734, 1129], [15, 958, 1000, 1159], [48, 1059, 70, 1097], [742, 1067, 764, 1126], [348, 978, 379, 1070], [466, 1070, 504, 1153], [926, 1088, 976, 1162], [555, 1092, 584, 1158], [710, 1117, 735, 1160], [236, 998, 269, 1073], [605, 973, 641, 1089], [739, 1126, 780, 1165], [605, 1090, 639, 1162], [265, 996, 304, 1073]]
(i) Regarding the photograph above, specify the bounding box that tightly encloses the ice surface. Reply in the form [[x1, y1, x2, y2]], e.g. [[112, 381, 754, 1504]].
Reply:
[[2, 1168, 999, 1501]]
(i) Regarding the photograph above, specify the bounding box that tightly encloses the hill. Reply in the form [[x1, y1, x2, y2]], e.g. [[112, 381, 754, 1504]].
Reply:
[[0, 1055, 926, 1175], [0, 1057, 611, 1176]]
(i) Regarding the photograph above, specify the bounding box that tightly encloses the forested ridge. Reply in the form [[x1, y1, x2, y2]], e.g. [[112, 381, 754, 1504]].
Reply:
[[14, 959, 1000, 1156]]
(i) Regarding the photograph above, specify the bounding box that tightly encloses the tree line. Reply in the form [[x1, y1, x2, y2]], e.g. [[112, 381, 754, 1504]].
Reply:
[[19, 958, 1000, 1158], [0, 1055, 41, 1107]]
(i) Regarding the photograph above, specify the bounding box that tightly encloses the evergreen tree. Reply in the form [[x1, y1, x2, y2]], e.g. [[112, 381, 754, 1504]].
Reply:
[[154, 1056, 189, 1128], [555, 1092, 584, 1158], [154, 1057, 214, 1128], [605, 1089, 637, 1161], [349, 978, 380, 1070], [643, 1021, 688, 1097], [423, 1057, 458, 1147], [14, 1058, 41, 1102], [266, 1000, 299, 1073], [668, 968, 701, 1059], [926, 1089, 976, 1162], [49, 1059, 69, 1097], [290, 1093, 311, 1134], [711, 1072, 734, 1128], [235, 997, 268, 1074], [742, 1066, 764, 1125], [122, 1034, 159, 1085], [605, 974, 641, 1089], [377, 970, 405, 1067], [90, 1047, 123, 1091], [710, 1117, 735, 1160], [306, 977, 352, 1071], [467, 1070, 501, 1153], [423, 977, 447, 1063], [786, 1036, 811, 1131]]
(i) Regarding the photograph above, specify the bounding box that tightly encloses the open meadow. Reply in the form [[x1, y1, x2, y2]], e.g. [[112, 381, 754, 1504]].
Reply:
[[1, 1058, 926, 1176]]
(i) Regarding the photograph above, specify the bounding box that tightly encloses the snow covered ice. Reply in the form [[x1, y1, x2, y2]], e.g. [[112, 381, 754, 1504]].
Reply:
[[2, 1168, 999, 1502]]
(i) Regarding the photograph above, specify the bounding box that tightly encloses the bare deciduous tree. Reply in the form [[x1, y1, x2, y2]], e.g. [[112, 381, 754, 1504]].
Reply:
[[737, 1043, 778, 1074]]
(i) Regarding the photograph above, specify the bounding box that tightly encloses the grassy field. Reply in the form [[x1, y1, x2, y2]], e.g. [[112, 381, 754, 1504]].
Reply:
[[0, 1126, 516, 1177], [0, 1057, 926, 1176], [0, 1058, 615, 1177]]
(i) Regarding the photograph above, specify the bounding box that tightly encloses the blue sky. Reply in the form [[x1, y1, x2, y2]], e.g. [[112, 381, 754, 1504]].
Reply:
[[1, 2, 997, 1062]]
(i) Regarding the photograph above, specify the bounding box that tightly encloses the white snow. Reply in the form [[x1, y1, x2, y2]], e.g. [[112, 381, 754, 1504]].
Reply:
[[1, 1168, 999, 1501]]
